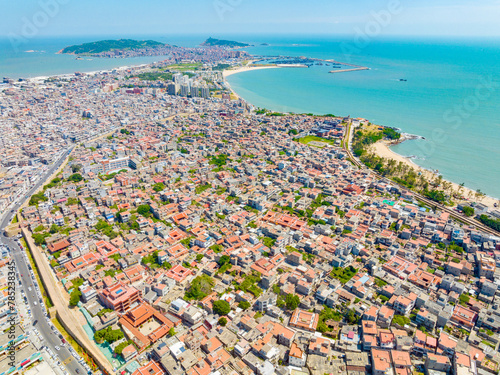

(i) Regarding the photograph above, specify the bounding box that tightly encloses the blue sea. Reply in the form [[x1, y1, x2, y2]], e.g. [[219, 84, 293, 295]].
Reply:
[[1, 34, 499, 198]]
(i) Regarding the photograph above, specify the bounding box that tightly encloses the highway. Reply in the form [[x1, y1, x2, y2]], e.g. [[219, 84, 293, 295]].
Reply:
[[0, 147, 89, 375], [342, 121, 500, 237]]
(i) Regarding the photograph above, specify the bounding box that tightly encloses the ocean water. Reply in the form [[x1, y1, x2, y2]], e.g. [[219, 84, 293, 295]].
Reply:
[[0, 35, 195, 78], [226, 36, 500, 199], [0, 34, 499, 198]]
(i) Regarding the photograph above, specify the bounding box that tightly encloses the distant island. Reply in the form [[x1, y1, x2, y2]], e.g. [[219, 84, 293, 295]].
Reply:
[[201, 37, 251, 48], [59, 39, 166, 55]]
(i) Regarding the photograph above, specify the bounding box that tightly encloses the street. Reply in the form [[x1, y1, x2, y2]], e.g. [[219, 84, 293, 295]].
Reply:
[[0, 147, 89, 375]]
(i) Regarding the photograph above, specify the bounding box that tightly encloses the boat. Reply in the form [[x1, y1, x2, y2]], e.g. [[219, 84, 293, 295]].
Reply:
[[399, 78, 407, 82]]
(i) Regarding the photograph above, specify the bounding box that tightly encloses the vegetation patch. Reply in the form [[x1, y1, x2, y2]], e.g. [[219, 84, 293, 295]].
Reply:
[[330, 266, 357, 284]]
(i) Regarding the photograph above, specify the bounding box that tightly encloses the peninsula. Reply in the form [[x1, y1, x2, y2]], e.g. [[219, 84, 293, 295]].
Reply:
[[59, 38, 166, 55], [201, 37, 252, 48]]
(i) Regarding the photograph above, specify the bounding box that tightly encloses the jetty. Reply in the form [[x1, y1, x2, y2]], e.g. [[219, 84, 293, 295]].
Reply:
[[324, 59, 370, 74], [251, 55, 370, 74], [329, 67, 369, 73]]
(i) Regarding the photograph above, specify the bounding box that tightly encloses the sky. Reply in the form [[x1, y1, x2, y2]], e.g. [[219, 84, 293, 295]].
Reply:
[[1, 0, 500, 38]]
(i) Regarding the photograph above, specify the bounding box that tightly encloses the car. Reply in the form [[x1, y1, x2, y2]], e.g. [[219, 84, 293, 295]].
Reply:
[[34, 302, 37, 305], [55, 346, 60, 351], [76, 369, 80, 374]]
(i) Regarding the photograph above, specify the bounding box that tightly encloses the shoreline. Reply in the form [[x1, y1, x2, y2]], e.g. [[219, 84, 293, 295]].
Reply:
[[222, 63, 281, 100], [222, 70, 500, 208], [21, 63, 154, 83], [223, 64, 280, 78], [11, 55, 499, 209], [371, 140, 500, 209]]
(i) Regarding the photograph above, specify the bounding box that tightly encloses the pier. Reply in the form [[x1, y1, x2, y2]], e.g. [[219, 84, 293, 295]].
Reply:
[[252, 56, 370, 74], [329, 67, 370, 73], [324, 59, 370, 73]]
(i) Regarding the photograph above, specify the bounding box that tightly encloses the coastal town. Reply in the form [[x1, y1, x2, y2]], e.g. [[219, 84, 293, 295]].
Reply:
[[1, 48, 500, 375]]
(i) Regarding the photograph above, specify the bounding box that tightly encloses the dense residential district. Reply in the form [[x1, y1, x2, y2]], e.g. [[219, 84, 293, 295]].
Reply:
[[1, 52, 500, 375]]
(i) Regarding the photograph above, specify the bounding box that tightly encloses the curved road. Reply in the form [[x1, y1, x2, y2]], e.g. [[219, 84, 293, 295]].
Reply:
[[0, 147, 88, 375]]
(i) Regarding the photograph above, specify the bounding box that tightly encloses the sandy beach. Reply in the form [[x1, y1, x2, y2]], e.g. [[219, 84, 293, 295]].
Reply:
[[372, 140, 500, 210], [221, 63, 280, 102], [223, 65, 280, 78]]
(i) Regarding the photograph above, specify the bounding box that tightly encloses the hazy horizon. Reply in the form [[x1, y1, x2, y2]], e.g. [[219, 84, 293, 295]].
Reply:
[[2, 0, 500, 39]]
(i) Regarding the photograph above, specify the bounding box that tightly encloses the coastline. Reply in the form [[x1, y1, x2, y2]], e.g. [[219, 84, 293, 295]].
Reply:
[[371, 140, 500, 209], [222, 64, 281, 104], [223, 65, 280, 78], [12, 54, 499, 210], [222, 70, 500, 208], [22, 63, 153, 83]]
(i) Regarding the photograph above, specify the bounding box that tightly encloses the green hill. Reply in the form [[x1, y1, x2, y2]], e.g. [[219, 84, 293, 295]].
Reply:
[[60, 39, 165, 55], [201, 37, 251, 48]]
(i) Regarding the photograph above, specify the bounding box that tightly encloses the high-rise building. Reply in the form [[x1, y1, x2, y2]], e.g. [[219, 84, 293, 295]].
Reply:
[[180, 84, 189, 97], [190, 85, 199, 98], [200, 86, 210, 99], [173, 73, 183, 83], [167, 83, 177, 95]]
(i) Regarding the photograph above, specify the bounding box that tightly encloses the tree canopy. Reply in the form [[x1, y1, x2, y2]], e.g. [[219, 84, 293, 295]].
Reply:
[[285, 294, 300, 310], [185, 275, 214, 300], [213, 300, 231, 316]]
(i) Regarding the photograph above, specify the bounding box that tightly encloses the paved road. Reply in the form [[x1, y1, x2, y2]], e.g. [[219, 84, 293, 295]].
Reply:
[[342, 121, 500, 237], [0, 148, 88, 375], [0, 148, 72, 231]]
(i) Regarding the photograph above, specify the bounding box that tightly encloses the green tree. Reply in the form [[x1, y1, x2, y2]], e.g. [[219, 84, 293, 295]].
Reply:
[[29, 192, 48, 206], [285, 294, 300, 310], [71, 164, 82, 173], [68, 173, 83, 182], [185, 275, 214, 300], [213, 300, 231, 316], [238, 301, 251, 310], [346, 309, 359, 324], [153, 182, 165, 192], [218, 255, 230, 266], [218, 317, 228, 326], [69, 289, 81, 307], [114, 340, 133, 355], [462, 206, 474, 217], [32, 232, 50, 246], [137, 204, 151, 217], [97, 308, 113, 317], [94, 326, 124, 344]]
